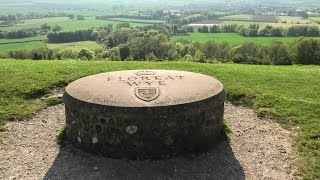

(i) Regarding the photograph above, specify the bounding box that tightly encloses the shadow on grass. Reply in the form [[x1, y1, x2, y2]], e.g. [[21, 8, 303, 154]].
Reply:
[[44, 140, 245, 180]]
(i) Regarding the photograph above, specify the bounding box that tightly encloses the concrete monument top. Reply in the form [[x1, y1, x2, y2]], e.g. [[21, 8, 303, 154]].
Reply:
[[65, 70, 224, 107]]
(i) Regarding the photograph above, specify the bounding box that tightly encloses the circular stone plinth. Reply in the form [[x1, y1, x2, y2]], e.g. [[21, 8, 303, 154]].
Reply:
[[63, 70, 227, 159]]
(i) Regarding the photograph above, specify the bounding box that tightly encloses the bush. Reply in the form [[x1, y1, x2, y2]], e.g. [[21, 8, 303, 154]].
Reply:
[[78, 49, 94, 60]]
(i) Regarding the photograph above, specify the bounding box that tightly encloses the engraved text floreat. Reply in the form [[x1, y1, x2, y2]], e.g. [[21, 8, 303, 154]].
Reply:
[[106, 71, 185, 102]]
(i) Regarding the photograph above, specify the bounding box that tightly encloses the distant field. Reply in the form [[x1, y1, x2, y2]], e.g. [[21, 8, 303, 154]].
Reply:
[[0, 36, 47, 53], [219, 14, 251, 21], [0, 36, 46, 43], [278, 16, 313, 24], [107, 18, 165, 24], [0, 17, 155, 32], [0, 41, 45, 53], [251, 15, 279, 23], [171, 33, 305, 45], [221, 20, 266, 27], [47, 41, 102, 50]]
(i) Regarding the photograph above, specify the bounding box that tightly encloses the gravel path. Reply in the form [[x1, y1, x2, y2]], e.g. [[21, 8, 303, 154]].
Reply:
[[0, 103, 298, 180]]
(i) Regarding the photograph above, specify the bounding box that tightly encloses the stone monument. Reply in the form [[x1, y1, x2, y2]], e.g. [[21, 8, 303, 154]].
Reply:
[[63, 70, 227, 159]]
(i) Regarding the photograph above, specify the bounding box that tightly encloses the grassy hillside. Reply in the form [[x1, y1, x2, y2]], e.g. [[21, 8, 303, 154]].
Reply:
[[0, 60, 319, 179], [170, 33, 305, 45], [0, 17, 157, 32]]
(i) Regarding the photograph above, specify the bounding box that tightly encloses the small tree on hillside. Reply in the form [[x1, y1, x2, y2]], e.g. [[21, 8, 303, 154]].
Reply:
[[52, 25, 62, 32]]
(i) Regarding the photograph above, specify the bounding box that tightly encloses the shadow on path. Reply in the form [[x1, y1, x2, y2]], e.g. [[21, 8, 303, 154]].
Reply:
[[44, 140, 245, 180]]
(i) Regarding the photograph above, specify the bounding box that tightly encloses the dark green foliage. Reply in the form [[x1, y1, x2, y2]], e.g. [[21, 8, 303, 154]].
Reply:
[[116, 22, 130, 29], [296, 38, 320, 65], [267, 42, 292, 65], [47, 29, 95, 43], [78, 49, 94, 60]]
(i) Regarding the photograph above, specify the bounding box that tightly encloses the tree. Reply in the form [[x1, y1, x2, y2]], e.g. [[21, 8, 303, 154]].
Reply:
[[68, 14, 75, 20], [202, 26, 209, 33], [267, 42, 292, 65], [194, 50, 206, 63], [52, 25, 62, 32], [77, 15, 85, 20], [78, 49, 94, 60], [210, 25, 220, 33], [296, 38, 320, 65], [202, 40, 218, 60], [116, 22, 130, 29], [119, 45, 131, 61], [41, 23, 51, 31], [270, 27, 284, 37]]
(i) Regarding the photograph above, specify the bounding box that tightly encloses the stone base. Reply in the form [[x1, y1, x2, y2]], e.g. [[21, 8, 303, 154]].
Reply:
[[64, 94, 226, 159]]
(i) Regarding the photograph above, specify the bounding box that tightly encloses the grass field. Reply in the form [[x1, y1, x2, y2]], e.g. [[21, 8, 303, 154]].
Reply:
[[0, 41, 45, 53], [0, 36, 47, 53], [107, 18, 165, 23], [278, 16, 313, 24], [47, 41, 102, 50], [221, 16, 319, 28], [0, 17, 156, 32], [219, 14, 251, 21], [0, 36, 46, 44], [0, 60, 319, 179], [170, 33, 305, 45]]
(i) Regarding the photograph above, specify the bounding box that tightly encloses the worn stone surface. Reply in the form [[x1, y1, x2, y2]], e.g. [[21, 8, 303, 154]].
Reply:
[[63, 70, 227, 159]]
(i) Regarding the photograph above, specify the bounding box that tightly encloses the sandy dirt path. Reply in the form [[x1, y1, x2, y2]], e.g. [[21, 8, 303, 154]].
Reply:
[[0, 103, 298, 180]]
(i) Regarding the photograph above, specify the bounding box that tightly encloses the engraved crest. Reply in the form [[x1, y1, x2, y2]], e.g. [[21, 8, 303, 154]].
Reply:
[[135, 87, 160, 102], [134, 70, 156, 76]]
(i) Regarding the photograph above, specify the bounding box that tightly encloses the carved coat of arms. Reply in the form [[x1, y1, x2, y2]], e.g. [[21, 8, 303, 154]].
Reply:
[[135, 87, 160, 102]]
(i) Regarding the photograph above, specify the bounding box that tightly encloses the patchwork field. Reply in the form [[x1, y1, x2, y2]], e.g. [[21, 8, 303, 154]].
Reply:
[[278, 16, 313, 24], [251, 15, 279, 23], [0, 17, 157, 32], [0, 36, 47, 53], [0, 41, 45, 53], [170, 33, 304, 45], [219, 14, 251, 21], [47, 41, 102, 50], [107, 18, 165, 24]]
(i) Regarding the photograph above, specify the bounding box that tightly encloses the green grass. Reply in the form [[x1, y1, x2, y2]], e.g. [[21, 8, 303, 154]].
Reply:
[[170, 33, 306, 45], [0, 17, 155, 32], [0, 36, 46, 43], [47, 41, 102, 50], [0, 41, 46, 53], [0, 60, 319, 179], [0, 36, 47, 53]]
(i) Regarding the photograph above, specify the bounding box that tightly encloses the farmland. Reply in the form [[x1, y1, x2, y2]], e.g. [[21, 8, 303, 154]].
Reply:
[[251, 15, 280, 23], [170, 33, 304, 45], [278, 16, 313, 24], [0, 41, 45, 53], [47, 41, 102, 50], [219, 14, 251, 21], [0, 17, 160, 32]]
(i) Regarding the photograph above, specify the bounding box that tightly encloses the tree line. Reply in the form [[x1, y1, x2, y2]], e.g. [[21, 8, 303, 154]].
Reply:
[[197, 24, 320, 37], [2, 28, 320, 65], [0, 23, 62, 39]]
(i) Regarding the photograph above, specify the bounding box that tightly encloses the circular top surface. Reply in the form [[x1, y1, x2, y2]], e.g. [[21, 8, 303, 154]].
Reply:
[[65, 70, 225, 107]]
